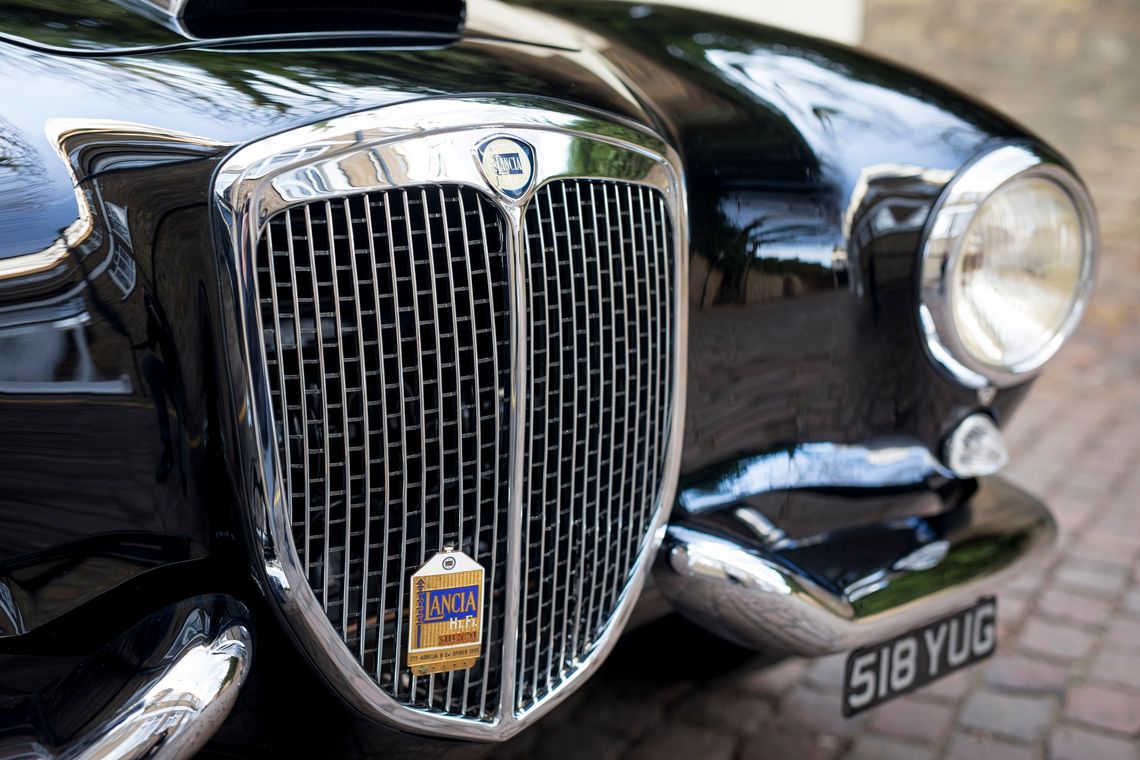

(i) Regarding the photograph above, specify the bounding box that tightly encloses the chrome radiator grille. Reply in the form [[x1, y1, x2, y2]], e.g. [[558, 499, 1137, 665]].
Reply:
[[255, 186, 512, 719], [516, 180, 675, 710], [252, 176, 676, 724]]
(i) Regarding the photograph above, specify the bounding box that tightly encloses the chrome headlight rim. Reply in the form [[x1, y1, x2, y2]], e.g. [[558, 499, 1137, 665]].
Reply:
[[919, 143, 1097, 389]]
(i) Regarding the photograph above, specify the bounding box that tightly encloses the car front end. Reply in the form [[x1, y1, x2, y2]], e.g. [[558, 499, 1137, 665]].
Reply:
[[0, 1, 1096, 756]]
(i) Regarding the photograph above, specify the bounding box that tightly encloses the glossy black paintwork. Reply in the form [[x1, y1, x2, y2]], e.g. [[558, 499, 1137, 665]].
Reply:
[[0, 12, 654, 635], [0, 144, 225, 635], [520, 1, 1039, 474], [0, 0, 1053, 692]]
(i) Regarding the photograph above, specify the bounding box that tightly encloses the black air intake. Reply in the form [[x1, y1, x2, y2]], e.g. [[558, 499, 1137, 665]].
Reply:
[[144, 0, 465, 40]]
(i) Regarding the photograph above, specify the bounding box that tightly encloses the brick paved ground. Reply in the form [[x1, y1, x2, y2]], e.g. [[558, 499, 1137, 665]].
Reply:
[[489, 1, 1140, 758]]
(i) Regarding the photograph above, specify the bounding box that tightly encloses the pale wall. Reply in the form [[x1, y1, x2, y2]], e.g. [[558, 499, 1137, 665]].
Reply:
[[620, 0, 865, 45]]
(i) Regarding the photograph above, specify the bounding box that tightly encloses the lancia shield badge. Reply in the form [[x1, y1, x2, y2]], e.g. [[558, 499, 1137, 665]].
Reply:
[[407, 547, 485, 675], [476, 136, 535, 200]]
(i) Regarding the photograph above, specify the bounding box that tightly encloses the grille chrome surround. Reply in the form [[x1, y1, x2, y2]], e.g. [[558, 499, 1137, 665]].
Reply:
[[215, 97, 687, 741]]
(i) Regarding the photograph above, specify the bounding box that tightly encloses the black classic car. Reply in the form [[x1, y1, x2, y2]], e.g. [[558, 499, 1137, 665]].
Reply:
[[0, 0, 1096, 757]]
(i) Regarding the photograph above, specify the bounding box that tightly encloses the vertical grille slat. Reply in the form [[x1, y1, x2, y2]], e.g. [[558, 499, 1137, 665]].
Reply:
[[438, 187, 463, 710], [619, 185, 641, 605], [284, 209, 314, 605], [596, 182, 620, 633], [360, 193, 390, 674], [342, 197, 370, 663], [262, 220, 294, 562], [581, 181, 604, 649], [454, 188, 482, 715], [523, 184, 541, 697], [322, 199, 354, 644], [648, 190, 673, 550], [301, 203, 334, 614], [253, 177, 675, 724], [384, 190, 412, 701], [558, 181, 580, 680], [471, 192, 505, 721], [639, 186, 658, 546]]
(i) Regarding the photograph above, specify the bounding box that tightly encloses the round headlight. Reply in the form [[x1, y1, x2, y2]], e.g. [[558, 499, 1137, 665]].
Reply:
[[919, 145, 1096, 388]]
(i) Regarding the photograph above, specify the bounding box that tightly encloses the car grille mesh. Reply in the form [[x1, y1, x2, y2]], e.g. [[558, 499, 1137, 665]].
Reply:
[[516, 180, 675, 710], [256, 186, 511, 719], [253, 179, 674, 722]]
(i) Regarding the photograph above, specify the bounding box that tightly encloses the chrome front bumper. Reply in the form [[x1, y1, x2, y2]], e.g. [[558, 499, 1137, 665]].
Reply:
[[1, 595, 251, 760], [654, 476, 1055, 656]]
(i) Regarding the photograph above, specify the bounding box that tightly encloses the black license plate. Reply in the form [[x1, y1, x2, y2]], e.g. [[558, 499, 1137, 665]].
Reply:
[[843, 596, 996, 716]]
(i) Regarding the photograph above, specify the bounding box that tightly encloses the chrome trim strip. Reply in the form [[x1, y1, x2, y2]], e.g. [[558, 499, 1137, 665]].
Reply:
[[476, 193, 505, 720], [213, 96, 687, 741], [501, 193, 527, 724], [118, 0, 187, 27], [657, 476, 1055, 656], [918, 143, 1098, 389]]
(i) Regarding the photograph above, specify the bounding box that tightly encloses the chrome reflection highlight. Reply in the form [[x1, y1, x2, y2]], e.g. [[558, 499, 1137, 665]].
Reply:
[[919, 144, 1097, 388], [63, 602, 252, 760], [0, 299, 133, 396], [0, 119, 223, 282], [943, 413, 1008, 478], [678, 439, 953, 516]]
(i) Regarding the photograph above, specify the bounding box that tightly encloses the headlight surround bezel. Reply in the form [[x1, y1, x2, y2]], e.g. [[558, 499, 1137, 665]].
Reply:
[[918, 144, 1097, 389]]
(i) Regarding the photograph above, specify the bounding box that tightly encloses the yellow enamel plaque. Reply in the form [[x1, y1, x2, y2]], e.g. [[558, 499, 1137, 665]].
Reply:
[[407, 548, 484, 676]]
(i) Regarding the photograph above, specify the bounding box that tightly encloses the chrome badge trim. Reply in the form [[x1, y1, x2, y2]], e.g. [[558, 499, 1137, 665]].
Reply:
[[476, 135, 536, 200], [213, 96, 688, 741]]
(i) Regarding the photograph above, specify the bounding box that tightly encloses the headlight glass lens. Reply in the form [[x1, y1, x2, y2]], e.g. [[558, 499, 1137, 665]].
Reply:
[[951, 176, 1087, 371]]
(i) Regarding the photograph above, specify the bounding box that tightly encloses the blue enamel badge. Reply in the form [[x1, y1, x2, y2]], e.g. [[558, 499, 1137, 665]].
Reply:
[[477, 136, 536, 200], [407, 548, 485, 676]]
